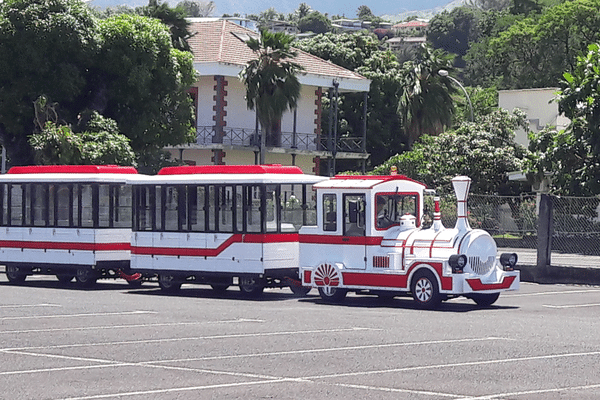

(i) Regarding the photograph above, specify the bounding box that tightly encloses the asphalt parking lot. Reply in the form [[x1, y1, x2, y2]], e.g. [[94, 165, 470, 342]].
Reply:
[[1, 275, 600, 399]]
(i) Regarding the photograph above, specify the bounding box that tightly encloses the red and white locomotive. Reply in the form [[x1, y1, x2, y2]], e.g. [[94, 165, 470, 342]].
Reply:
[[0, 164, 519, 308], [299, 174, 520, 308]]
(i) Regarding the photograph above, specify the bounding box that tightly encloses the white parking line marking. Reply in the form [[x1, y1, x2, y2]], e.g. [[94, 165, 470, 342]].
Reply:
[[542, 303, 600, 309], [0, 327, 376, 352], [456, 383, 600, 399], [0, 303, 62, 309], [304, 350, 600, 380], [0, 319, 264, 335], [149, 337, 511, 363], [0, 310, 156, 321], [332, 383, 460, 398], [508, 289, 600, 297]]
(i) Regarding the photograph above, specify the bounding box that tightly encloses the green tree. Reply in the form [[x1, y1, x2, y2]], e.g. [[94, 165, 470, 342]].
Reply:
[[138, 0, 192, 51], [0, 0, 97, 165], [177, 0, 215, 17], [96, 14, 197, 171], [240, 29, 303, 164], [398, 45, 456, 146], [428, 7, 483, 67], [374, 109, 529, 195], [526, 43, 600, 195], [298, 11, 332, 34]]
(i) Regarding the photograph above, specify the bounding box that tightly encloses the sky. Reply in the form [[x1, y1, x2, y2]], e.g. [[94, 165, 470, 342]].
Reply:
[[90, 0, 454, 19]]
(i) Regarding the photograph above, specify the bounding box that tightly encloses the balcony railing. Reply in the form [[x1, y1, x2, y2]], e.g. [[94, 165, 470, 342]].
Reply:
[[195, 126, 365, 154]]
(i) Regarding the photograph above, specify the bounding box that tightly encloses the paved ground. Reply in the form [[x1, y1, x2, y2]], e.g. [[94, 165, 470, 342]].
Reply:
[[1, 274, 600, 399]]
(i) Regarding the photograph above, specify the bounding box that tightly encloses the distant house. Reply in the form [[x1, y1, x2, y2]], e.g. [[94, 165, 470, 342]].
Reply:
[[331, 19, 370, 32], [168, 19, 371, 174], [386, 36, 426, 51], [263, 20, 299, 35], [392, 19, 429, 34]]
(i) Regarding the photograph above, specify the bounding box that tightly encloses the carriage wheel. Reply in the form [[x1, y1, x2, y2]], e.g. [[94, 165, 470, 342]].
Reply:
[[56, 274, 75, 284], [290, 285, 311, 296], [6, 265, 26, 283], [239, 276, 264, 297], [318, 286, 347, 303], [158, 274, 182, 292], [76, 267, 98, 287]]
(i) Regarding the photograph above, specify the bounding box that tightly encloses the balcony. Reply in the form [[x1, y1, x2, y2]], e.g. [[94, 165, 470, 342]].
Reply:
[[195, 126, 366, 157]]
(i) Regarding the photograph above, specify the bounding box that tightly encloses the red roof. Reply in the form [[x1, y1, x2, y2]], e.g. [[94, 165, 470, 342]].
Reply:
[[187, 20, 366, 82], [7, 165, 138, 174], [158, 164, 305, 175], [392, 20, 429, 29]]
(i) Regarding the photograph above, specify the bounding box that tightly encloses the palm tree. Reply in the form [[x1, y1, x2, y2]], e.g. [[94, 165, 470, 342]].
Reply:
[[240, 29, 303, 164], [398, 45, 456, 148]]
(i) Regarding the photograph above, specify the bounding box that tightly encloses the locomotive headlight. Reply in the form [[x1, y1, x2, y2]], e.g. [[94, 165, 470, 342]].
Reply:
[[449, 254, 467, 273], [499, 253, 518, 271]]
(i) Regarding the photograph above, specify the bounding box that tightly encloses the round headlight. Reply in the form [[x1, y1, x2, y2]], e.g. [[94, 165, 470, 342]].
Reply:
[[449, 254, 467, 273], [500, 253, 518, 268]]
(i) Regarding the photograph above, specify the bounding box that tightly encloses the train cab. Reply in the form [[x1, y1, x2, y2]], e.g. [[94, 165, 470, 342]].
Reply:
[[299, 174, 520, 308], [0, 165, 142, 286]]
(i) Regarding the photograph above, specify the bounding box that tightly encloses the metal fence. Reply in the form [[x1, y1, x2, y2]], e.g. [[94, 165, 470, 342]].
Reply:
[[426, 193, 600, 259]]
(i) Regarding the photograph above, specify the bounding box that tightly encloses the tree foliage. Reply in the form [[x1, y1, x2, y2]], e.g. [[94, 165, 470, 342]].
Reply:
[[526, 43, 600, 195], [0, 0, 196, 172], [240, 29, 303, 163], [297, 11, 331, 34], [373, 109, 529, 195]]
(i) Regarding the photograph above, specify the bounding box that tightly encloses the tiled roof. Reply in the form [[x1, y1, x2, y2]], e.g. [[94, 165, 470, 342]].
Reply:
[[187, 20, 369, 90], [392, 20, 429, 29]]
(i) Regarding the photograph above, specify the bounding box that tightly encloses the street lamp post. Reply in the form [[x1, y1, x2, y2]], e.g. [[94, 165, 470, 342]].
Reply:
[[438, 69, 474, 122]]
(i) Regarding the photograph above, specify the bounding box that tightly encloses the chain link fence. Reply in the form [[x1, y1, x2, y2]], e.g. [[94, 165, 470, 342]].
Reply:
[[424, 193, 600, 261]]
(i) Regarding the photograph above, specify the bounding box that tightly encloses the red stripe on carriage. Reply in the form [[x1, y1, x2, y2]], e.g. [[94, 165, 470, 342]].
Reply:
[[466, 275, 517, 291], [299, 234, 383, 246], [131, 233, 298, 257], [0, 240, 131, 251]]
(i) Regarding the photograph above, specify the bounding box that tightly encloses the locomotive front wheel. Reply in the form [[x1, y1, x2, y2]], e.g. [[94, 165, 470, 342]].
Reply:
[[6, 265, 26, 283], [239, 276, 264, 297], [469, 292, 500, 307], [411, 270, 442, 309], [318, 286, 347, 303], [158, 274, 182, 292], [75, 268, 98, 287]]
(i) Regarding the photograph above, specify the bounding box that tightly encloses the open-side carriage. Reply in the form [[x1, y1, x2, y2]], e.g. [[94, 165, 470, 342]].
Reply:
[[299, 174, 520, 308], [129, 164, 326, 295], [0, 165, 142, 286]]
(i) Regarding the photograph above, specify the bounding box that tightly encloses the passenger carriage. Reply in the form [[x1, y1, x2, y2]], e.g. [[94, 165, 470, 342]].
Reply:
[[0, 165, 142, 286], [299, 174, 520, 308], [129, 164, 327, 295]]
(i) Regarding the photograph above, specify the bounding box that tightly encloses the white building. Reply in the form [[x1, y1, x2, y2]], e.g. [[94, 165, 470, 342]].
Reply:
[[498, 88, 570, 147], [169, 19, 371, 174]]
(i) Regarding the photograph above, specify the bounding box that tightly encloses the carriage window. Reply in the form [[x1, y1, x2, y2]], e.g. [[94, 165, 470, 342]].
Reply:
[[375, 193, 419, 230], [266, 185, 280, 233], [0, 184, 6, 226], [246, 185, 261, 233], [80, 185, 94, 228], [113, 185, 132, 228], [189, 185, 206, 232], [235, 186, 243, 232], [136, 186, 153, 231], [164, 186, 179, 231], [98, 184, 111, 227], [323, 193, 337, 232], [305, 184, 317, 226], [33, 184, 48, 227], [208, 185, 216, 231], [219, 186, 234, 233], [10, 184, 23, 226], [281, 184, 303, 232], [344, 194, 366, 236]]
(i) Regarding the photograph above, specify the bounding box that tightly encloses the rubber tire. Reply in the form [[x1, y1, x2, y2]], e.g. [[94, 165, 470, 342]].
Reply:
[[239, 276, 264, 297], [158, 274, 182, 292], [411, 270, 442, 309], [76, 268, 98, 287], [318, 286, 347, 303], [470, 292, 500, 307], [6, 265, 26, 283]]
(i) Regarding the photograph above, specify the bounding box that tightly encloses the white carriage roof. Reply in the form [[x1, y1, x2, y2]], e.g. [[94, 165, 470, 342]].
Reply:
[[313, 175, 427, 190]]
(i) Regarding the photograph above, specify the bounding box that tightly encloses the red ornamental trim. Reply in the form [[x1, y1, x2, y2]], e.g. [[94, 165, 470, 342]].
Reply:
[[131, 233, 298, 257], [7, 165, 138, 175], [341, 262, 452, 291], [466, 275, 517, 291], [158, 165, 304, 175], [0, 240, 131, 251], [314, 263, 340, 287]]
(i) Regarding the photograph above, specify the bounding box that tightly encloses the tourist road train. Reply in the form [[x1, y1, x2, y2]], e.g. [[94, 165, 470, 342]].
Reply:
[[0, 164, 519, 308]]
